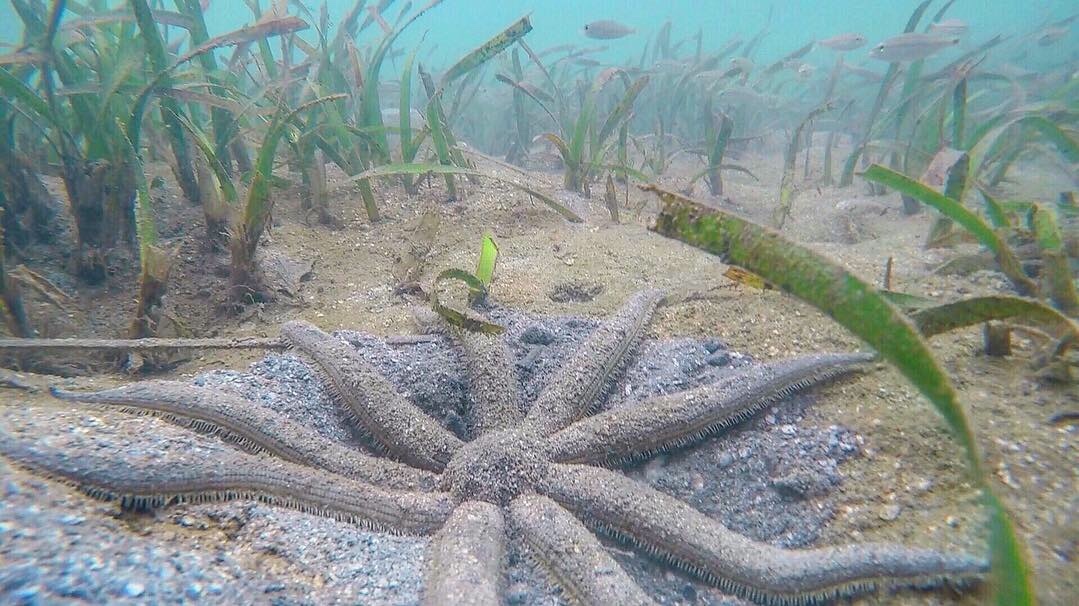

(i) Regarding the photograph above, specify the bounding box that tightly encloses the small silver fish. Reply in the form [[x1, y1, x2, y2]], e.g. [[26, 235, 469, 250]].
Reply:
[[729, 57, 754, 74], [1037, 26, 1068, 46], [717, 86, 776, 106], [928, 19, 969, 36], [996, 62, 1038, 79], [692, 69, 727, 81], [819, 33, 867, 51], [869, 33, 960, 62], [652, 59, 689, 71], [841, 63, 883, 81], [796, 63, 816, 80], [583, 20, 636, 40]]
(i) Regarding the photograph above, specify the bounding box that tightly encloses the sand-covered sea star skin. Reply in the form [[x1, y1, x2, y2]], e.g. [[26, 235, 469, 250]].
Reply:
[[422, 500, 506, 606], [280, 320, 464, 471], [0, 434, 454, 535], [409, 307, 524, 437], [49, 382, 438, 491], [509, 494, 656, 606], [523, 289, 666, 435], [454, 330, 524, 437], [544, 352, 876, 465], [543, 463, 988, 605], [440, 427, 549, 505], [2, 290, 989, 605]]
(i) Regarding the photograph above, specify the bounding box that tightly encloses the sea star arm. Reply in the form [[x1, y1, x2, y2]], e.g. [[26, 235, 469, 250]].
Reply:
[[542, 464, 987, 605], [411, 306, 523, 438], [508, 494, 657, 606], [49, 382, 439, 490], [422, 501, 506, 606], [545, 352, 874, 464], [524, 290, 665, 435], [0, 434, 454, 535], [454, 330, 524, 438], [281, 321, 463, 471]]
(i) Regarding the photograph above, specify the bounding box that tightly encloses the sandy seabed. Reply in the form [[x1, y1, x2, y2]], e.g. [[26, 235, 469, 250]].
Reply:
[[1, 142, 1075, 604]]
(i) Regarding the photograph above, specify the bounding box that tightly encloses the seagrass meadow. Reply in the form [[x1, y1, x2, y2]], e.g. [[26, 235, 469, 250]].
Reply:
[[0, 1, 1076, 605]]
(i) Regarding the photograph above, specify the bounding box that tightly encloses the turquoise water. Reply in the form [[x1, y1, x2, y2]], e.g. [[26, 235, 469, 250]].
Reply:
[[1, 1, 1075, 70]]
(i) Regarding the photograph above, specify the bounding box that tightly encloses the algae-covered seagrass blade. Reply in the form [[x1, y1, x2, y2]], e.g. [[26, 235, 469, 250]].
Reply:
[[643, 183, 1034, 606]]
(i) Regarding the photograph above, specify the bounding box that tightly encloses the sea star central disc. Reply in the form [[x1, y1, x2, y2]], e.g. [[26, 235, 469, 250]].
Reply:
[[442, 429, 548, 504]]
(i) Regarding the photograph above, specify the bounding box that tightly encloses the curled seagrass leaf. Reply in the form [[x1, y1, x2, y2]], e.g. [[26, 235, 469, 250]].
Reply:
[[430, 269, 504, 335]]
